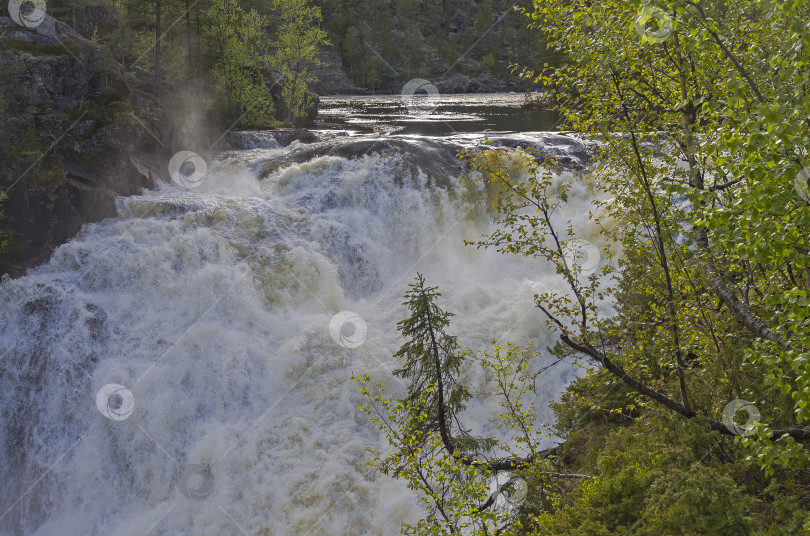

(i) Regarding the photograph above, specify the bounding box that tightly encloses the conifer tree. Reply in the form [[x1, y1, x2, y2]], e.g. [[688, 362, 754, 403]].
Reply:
[[392, 273, 490, 457]]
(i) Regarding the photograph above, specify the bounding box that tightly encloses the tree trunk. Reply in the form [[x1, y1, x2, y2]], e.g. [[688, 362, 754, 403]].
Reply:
[[155, 0, 162, 91], [424, 304, 456, 456], [185, 0, 193, 71], [196, 6, 204, 81]]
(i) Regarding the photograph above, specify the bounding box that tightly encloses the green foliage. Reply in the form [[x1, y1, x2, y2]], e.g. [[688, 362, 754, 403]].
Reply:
[[355, 379, 509, 535], [473, 0, 494, 51], [269, 0, 329, 121], [208, 0, 275, 126], [533, 414, 755, 535], [0, 38, 70, 57], [70, 78, 134, 125], [24, 158, 66, 190], [129, 25, 192, 87], [7, 128, 66, 190], [480, 53, 496, 75], [0, 191, 10, 257], [551, 369, 637, 441], [521, 0, 810, 477]]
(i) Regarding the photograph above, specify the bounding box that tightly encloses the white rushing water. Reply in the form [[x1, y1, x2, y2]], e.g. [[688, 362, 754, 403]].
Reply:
[[0, 133, 600, 535]]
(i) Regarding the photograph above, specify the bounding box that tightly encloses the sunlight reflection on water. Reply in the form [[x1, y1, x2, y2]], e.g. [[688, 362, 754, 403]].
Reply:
[[317, 93, 560, 136]]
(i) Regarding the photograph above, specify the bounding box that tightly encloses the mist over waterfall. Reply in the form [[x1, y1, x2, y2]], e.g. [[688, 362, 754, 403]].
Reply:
[[0, 131, 596, 535]]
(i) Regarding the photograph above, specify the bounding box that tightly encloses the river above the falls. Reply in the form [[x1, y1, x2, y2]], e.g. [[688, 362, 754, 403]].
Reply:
[[315, 92, 561, 135]]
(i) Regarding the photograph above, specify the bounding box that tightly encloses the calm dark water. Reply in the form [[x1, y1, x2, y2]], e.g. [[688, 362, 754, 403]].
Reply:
[[316, 93, 561, 136]]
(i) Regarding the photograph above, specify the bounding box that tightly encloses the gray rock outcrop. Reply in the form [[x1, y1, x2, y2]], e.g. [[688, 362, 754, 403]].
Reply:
[[0, 14, 160, 275]]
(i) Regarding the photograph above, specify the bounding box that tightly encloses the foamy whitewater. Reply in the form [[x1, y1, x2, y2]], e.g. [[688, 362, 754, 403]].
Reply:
[[0, 132, 602, 535]]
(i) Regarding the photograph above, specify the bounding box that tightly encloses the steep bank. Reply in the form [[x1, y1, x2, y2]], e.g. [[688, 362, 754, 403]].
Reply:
[[0, 14, 162, 276]]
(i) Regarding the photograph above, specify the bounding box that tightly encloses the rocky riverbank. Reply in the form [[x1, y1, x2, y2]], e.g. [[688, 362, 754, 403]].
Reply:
[[309, 57, 539, 96]]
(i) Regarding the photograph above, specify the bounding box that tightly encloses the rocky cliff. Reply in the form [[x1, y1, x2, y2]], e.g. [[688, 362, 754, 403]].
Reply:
[[0, 14, 163, 275]]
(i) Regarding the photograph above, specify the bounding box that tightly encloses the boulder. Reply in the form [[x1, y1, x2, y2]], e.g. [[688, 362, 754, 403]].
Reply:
[[489, 134, 591, 170]]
